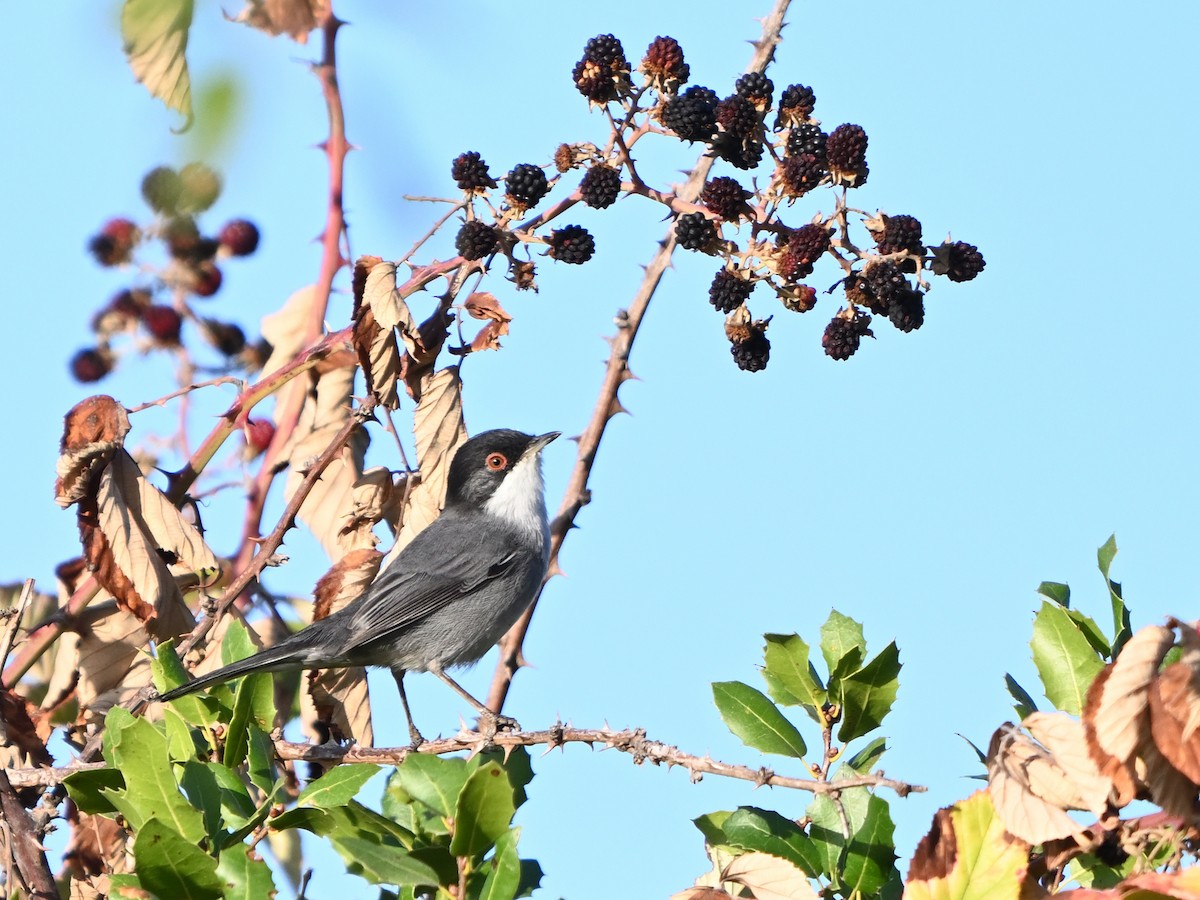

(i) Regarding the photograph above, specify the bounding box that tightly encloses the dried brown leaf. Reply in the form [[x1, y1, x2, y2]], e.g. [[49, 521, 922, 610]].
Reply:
[[0, 688, 52, 769], [55, 396, 130, 507], [230, 0, 326, 43], [987, 722, 1088, 844], [64, 806, 127, 879], [304, 666, 372, 746], [469, 319, 509, 353], [1023, 712, 1113, 814], [1138, 732, 1200, 822], [364, 260, 424, 356], [73, 602, 154, 719], [312, 549, 382, 621], [335, 468, 393, 555], [721, 852, 818, 900], [1118, 867, 1200, 897], [1149, 648, 1200, 784], [352, 305, 402, 410], [261, 285, 317, 376], [464, 292, 512, 324], [669, 889, 735, 900]]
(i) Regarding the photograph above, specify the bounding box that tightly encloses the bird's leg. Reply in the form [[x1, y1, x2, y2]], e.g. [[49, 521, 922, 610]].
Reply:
[[391, 669, 425, 748], [427, 662, 520, 734]]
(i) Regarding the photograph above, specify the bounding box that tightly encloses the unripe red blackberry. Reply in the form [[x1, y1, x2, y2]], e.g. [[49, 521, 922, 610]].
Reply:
[[844, 260, 913, 316], [142, 304, 183, 344], [202, 319, 247, 356], [178, 162, 221, 213], [579, 164, 622, 209], [777, 153, 827, 199], [674, 212, 719, 253], [88, 218, 138, 266], [734, 72, 773, 112], [662, 86, 719, 143], [774, 84, 816, 129], [218, 218, 260, 257], [826, 124, 869, 186], [69, 347, 113, 383], [455, 221, 499, 260], [504, 164, 550, 211], [777, 224, 830, 279], [888, 289, 925, 332], [708, 268, 755, 312], [785, 123, 827, 160], [450, 151, 498, 193], [547, 225, 595, 265], [870, 214, 923, 256], [822, 313, 871, 360], [780, 283, 818, 313], [931, 240, 986, 282], [701, 176, 752, 221], [191, 261, 223, 298], [244, 418, 275, 459], [572, 34, 631, 104], [91, 288, 149, 334], [141, 166, 182, 214], [730, 324, 771, 372], [640, 36, 689, 93]]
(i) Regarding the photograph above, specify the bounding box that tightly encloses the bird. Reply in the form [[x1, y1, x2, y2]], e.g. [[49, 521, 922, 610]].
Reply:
[[157, 428, 560, 744]]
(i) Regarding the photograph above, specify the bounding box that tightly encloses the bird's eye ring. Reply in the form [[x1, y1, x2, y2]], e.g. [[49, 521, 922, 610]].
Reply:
[[485, 452, 507, 471]]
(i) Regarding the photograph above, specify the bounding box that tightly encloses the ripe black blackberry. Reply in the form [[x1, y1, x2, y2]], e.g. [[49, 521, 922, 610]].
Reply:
[[822, 315, 868, 360], [777, 153, 826, 199], [504, 164, 550, 210], [70, 347, 112, 383], [734, 72, 773, 111], [777, 224, 830, 279], [202, 319, 247, 356], [455, 221, 499, 260], [662, 86, 719, 143], [701, 176, 751, 220], [708, 268, 755, 312], [547, 225, 595, 265], [640, 36, 689, 93], [826, 124, 869, 186], [785, 123, 827, 160], [888, 289, 925, 332], [579, 164, 622, 209], [931, 240, 986, 282], [845, 261, 913, 316], [871, 214, 923, 256], [774, 84, 816, 129], [674, 212, 719, 253], [141, 166, 182, 214], [730, 327, 771, 372], [712, 94, 764, 168], [573, 34, 631, 103], [450, 152, 498, 192]]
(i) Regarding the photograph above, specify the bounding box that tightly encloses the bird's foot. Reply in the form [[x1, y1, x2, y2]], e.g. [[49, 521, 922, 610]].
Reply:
[[406, 725, 426, 751], [477, 710, 519, 740]]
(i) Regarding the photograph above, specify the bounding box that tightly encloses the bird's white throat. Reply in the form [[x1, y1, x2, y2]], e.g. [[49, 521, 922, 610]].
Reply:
[[483, 452, 549, 550]]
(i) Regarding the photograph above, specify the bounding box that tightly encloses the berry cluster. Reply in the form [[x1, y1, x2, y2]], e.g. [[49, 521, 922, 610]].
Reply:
[[71, 164, 264, 383]]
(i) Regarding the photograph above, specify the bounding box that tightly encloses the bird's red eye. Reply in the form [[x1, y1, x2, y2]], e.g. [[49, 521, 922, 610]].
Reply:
[[485, 452, 507, 471]]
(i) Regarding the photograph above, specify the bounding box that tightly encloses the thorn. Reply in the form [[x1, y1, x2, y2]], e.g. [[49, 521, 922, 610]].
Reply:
[[607, 398, 630, 419], [545, 561, 565, 579]]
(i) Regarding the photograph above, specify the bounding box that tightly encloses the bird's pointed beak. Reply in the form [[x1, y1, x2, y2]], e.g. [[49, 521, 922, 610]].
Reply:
[[528, 431, 561, 455]]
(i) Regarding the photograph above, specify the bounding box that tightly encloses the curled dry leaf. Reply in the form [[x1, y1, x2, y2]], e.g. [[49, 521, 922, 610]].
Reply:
[[230, 0, 327, 42], [55, 396, 130, 508], [63, 807, 128, 881], [352, 305, 402, 410], [336, 468, 393, 553], [312, 548, 383, 619], [1148, 628, 1200, 785], [669, 890, 734, 900], [1023, 712, 1113, 813], [260, 285, 317, 377], [464, 291, 511, 324], [72, 602, 154, 721], [363, 260, 425, 356], [0, 689, 52, 769], [469, 320, 509, 353], [721, 852, 818, 900]]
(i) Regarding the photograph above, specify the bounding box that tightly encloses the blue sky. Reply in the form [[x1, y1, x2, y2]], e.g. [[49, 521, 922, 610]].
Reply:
[[5, 1, 1200, 898]]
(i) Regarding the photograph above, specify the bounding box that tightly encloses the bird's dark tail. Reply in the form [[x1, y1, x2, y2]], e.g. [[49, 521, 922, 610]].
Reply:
[[156, 641, 303, 702]]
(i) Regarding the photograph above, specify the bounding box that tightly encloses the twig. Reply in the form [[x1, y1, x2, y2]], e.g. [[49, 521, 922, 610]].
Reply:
[[0, 580, 34, 669], [2, 576, 99, 688], [126, 376, 242, 414], [0, 769, 57, 898], [487, 0, 794, 714], [396, 200, 467, 267]]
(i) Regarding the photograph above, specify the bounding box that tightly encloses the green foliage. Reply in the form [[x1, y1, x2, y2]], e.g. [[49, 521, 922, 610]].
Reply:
[[712, 681, 808, 758], [121, 0, 194, 123]]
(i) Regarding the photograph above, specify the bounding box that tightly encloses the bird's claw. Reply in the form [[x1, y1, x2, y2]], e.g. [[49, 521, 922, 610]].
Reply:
[[478, 711, 519, 740]]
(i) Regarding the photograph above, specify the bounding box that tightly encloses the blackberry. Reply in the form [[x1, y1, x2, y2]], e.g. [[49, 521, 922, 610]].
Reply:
[[141, 166, 182, 214], [826, 124, 868, 186], [178, 162, 221, 213], [730, 326, 771, 372], [662, 86, 719, 143], [547, 225, 595, 265], [455, 221, 499, 260], [708, 268, 755, 312], [218, 218, 260, 256], [931, 240, 986, 282], [450, 151, 498, 192], [712, 94, 764, 169], [191, 261, 223, 297], [640, 36, 689, 93], [888, 289, 925, 332], [674, 212, 719, 253], [202, 319, 247, 356], [845, 261, 913, 316], [91, 288, 148, 334], [701, 176, 751, 221], [573, 34, 631, 104], [777, 224, 830, 279], [70, 347, 112, 383], [871, 214, 923, 256], [142, 305, 183, 344], [822, 315, 868, 360], [579, 164, 622, 209], [88, 218, 138, 267], [734, 72, 773, 112], [777, 153, 826, 199], [774, 84, 816, 129], [504, 163, 550, 211], [785, 123, 827, 159], [780, 283, 818, 313]]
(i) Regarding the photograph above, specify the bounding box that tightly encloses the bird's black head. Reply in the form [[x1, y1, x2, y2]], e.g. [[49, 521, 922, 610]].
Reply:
[[445, 429, 560, 511]]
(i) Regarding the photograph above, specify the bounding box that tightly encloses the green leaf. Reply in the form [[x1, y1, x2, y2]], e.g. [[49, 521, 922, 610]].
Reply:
[[1030, 600, 1105, 715], [121, 0, 194, 123], [762, 633, 828, 722], [133, 819, 224, 899], [837, 641, 901, 742], [840, 794, 899, 895], [806, 779, 877, 887], [330, 835, 441, 888], [188, 71, 244, 160], [179, 761, 223, 843], [1098, 534, 1132, 655], [394, 754, 469, 818], [722, 806, 823, 875], [1005, 673, 1039, 720], [904, 791, 1028, 897], [297, 764, 379, 809], [516, 860, 544, 898], [694, 811, 734, 847], [450, 761, 517, 858], [470, 746, 535, 807], [154, 639, 219, 726], [64, 768, 124, 815], [842, 737, 887, 774], [268, 806, 335, 836], [1036, 581, 1071, 607], [217, 843, 276, 899], [223, 671, 272, 768], [712, 681, 807, 758], [246, 723, 277, 794], [479, 827, 522, 900], [820, 611, 866, 677], [109, 874, 146, 899], [100, 707, 205, 842]]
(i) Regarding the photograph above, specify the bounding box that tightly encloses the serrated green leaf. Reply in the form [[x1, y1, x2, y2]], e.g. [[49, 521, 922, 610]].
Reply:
[[450, 762, 517, 858], [1005, 674, 1039, 720], [470, 746, 534, 807], [154, 639, 220, 726], [1097, 534, 1132, 655], [394, 754, 469, 818], [297, 764, 378, 809], [821, 611, 866, 677], [179, 760, 223, 844], [958, 733, 988, 767], [712, 681, 807, 759], [516, 859, 543, 898], [217, 843, 276, 899], [806, 778, 876, 887], [479, 827, 522, 900], [1036, 581, 1071, 607], [133, 819, 224, 899], [837, 641, 901, 742], [842, 737, 887, 774], [722, 806, 823, 875], [841, 794, 898, 895], [694, 810, 734, 847], [164, 705, 205, 762], [1066, 607, 1112, 658], [1030, 600, 1105, 715], [121, 0, 194, 122], [64, 768, 124, 815], [763, 633, 828, 722]]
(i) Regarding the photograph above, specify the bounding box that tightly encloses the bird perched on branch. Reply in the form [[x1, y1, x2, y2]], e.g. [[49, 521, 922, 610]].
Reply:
[[157, 428, 560, 744]]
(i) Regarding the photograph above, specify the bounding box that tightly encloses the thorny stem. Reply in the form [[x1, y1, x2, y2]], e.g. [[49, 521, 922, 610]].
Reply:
[[0, 770, 56, 899], [486, 0, 793, 714], [126, 375, 242, 414]]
